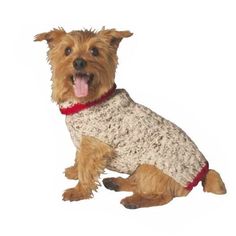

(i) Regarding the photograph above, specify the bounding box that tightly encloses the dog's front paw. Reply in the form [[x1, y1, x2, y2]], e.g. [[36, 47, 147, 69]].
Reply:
[[64, 166, 78, 180], [62, 187, 91, 201]]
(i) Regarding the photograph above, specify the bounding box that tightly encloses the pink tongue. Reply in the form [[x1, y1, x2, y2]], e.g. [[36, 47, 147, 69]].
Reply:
[[73, 78, 88, 97]]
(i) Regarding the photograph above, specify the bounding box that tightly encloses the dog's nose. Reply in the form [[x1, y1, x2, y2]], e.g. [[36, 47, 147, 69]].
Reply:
[[73, 58, 87, 70]]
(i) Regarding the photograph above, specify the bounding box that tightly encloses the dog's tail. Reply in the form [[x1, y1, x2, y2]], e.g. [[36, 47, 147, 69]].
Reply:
[[202, 169, 226, 194]]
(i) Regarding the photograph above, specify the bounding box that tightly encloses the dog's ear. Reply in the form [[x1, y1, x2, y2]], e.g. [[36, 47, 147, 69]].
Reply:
[[34, 28, 66, 49], [98, 28, 133, 50]]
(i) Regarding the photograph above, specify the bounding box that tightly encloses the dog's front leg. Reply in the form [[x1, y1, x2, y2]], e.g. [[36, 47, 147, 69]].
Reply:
[[63, 135, 115, 201]]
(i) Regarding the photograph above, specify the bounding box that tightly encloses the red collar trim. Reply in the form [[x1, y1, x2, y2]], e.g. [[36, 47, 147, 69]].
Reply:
[[59, 84, 116, 115]]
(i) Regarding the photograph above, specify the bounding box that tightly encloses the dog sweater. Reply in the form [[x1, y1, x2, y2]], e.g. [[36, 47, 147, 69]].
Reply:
[[60, 88, 208, 190]]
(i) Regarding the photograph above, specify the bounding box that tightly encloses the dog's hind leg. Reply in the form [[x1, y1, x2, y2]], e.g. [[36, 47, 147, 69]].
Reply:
[[63, 135, 115, 201], [118, 164, 189, 209], [103, 174, 174, 208]]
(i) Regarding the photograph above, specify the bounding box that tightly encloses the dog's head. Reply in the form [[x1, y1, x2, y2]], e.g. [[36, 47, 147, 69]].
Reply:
[[35, 27, 132, 103]]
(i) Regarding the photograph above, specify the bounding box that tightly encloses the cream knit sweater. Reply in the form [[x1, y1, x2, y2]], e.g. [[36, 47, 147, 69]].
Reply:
[[62, 89, 208, 189]]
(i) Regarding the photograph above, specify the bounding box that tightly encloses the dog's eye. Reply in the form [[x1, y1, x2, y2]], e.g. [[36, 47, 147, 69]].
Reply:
[[65, 47, 72, 56], [90, 47, 99, 56]]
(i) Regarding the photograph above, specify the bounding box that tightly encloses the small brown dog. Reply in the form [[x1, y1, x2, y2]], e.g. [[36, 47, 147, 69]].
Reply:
[[35, 27, 226, 209]]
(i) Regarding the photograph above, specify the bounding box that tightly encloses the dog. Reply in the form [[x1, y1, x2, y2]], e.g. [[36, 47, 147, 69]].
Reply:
[[35, 27, 226, 209]]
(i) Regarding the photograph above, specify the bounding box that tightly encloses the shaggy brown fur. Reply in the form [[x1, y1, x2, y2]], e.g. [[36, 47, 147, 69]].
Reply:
[[35, 27, 226, 209]]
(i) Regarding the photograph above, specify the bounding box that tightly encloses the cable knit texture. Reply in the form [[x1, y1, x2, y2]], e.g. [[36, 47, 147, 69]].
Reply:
[[62, 89, 208, 188]]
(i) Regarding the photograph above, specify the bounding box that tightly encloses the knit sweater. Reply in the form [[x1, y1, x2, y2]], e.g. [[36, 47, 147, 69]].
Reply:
[[60, 89, 208, 190]]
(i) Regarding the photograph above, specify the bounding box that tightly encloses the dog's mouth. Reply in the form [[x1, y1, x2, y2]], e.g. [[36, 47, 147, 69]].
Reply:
[[70, 72, 94, 98]]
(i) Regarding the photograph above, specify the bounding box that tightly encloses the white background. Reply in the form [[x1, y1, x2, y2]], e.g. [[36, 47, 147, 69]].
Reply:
[[0, 0, 236, 235]]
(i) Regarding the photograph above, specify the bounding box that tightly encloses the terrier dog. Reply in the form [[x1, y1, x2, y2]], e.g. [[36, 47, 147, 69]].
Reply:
[[35, 27, 226, 209]]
